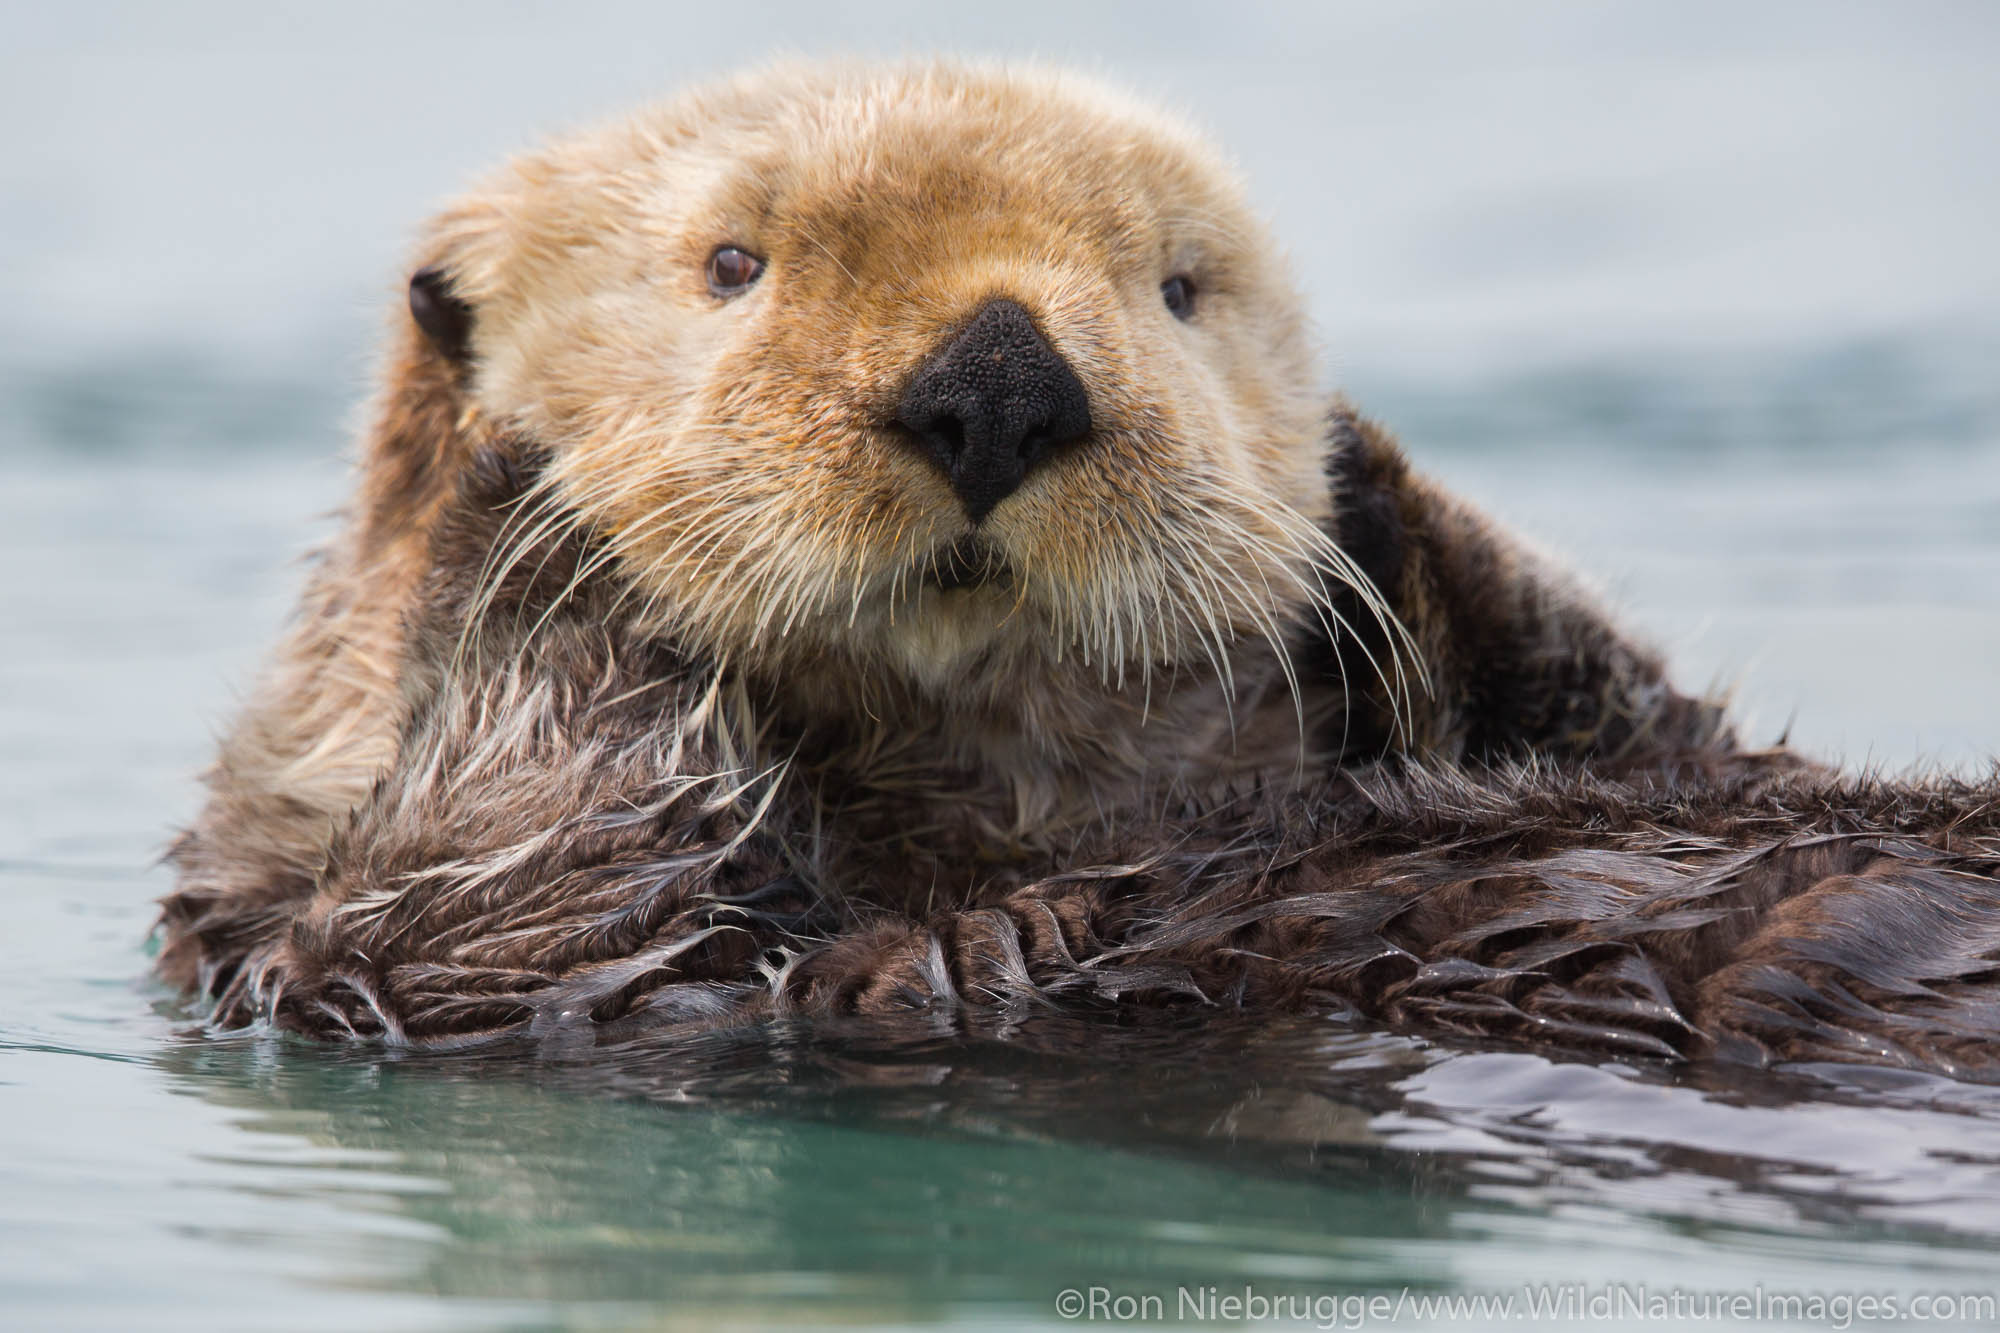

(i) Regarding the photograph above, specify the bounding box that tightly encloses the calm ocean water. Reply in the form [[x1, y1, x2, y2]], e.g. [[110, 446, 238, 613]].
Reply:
[[5, 4, 2000, 1331]]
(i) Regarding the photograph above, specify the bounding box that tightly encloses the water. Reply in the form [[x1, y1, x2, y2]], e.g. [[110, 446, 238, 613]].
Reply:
[[7, 5, 2000, 1330]]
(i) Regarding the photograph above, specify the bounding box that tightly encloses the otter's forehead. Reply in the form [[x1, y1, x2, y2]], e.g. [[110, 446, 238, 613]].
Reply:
[[486, 65, 1253, 276], [722, 72, 1238, 239], [694, 66, 1232, 192]]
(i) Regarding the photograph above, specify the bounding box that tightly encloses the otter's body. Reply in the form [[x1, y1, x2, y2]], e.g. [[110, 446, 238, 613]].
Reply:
[[159, 62, 1998, 1079]]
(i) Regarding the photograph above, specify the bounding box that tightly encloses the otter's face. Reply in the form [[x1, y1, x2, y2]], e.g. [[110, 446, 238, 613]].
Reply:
[[425, 64, 1340, 704]]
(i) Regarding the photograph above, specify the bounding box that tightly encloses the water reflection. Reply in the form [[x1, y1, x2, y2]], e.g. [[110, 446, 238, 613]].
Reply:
[[144, 1006, 2000, 1325]]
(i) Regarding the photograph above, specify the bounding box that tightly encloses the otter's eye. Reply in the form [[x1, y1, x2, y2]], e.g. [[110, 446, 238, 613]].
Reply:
[[1161, 275, 1196, 320], [707, 245, 765, 297]]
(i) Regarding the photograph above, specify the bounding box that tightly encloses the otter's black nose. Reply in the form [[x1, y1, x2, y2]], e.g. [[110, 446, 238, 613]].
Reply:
[[895, 299, 1092, 522]]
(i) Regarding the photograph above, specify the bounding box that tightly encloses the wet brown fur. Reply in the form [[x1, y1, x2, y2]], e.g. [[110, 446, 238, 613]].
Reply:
[[159, 62, 1999, 1079]]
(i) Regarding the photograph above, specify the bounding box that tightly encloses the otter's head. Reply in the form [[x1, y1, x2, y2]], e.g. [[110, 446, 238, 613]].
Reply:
[[409, 63, 1366, 710]]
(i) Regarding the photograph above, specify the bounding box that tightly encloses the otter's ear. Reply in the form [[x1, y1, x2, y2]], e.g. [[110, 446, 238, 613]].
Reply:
[[408, 265, 475, 364], [347, 261, 493, 552]]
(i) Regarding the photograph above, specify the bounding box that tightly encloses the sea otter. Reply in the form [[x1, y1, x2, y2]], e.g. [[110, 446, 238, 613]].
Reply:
[[159, 62, 2000, 1080]]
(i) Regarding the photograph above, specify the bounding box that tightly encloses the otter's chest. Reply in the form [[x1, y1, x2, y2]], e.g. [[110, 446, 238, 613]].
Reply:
[[790, 672, 1344, 912]]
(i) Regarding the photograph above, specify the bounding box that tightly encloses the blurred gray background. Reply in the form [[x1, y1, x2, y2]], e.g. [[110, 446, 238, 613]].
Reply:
[[8, 0, 1997, 375], [3, 0, 1998, 773]]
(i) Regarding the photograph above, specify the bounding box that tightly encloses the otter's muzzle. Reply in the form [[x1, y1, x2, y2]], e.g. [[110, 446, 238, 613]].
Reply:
[[895, 299, 1092, 523]]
